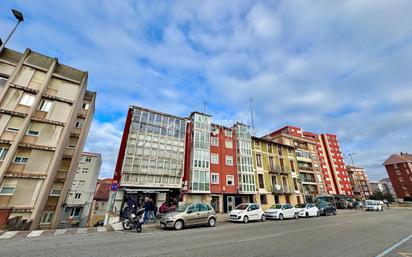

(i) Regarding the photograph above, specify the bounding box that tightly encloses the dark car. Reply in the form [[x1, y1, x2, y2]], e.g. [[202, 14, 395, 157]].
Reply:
[[317, 202, 337, 216]]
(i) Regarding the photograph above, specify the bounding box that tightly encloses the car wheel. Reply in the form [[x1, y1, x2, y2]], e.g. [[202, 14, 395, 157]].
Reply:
[[122, 219, 132, 230], [174, 220, 184, 230], [208, 217, 216, 227], [294, 213, 299, 219], [261, 214, 266, 222], [243, 216, 249, 223], [305, 212, 309, 218], [279, 214, 284, 221], [317, 211, 320, 217]]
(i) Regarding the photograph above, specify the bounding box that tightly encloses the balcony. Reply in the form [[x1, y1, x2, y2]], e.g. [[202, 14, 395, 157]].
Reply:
[[268, 166, 289, 175], [271, 184, 292, 195]]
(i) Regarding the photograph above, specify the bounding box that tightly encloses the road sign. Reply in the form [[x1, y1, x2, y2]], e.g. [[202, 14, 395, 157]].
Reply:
[[111, 182, 118, 191]]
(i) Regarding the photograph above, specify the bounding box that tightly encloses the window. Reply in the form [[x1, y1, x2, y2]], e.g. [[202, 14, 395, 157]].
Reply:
[[70, 207, 81, 217], [260, 194, 267, 205], [256, 154, 262, 168], [269, 157, 274, 170], [82, 169, 88, 174], [290, 160, 295, 172], [13, 156, 29, 164], [78, 180, 85, 186], [280, 159, 285, 171], [211, 173, 219, 184], [225, 140, 233, 149], [293, 178, 299, 191], [74, 193, 81, 199], [224, 129, 232, 137], [40, 211, 54, 225], [254, 141, 260, 147], [0, 186, 15, 195], [0, 77, 7, 88], [225, 156, 233, 166], [38, 99, 53, 112], [6, 117, 24, 132], [27, 128, 40, 137], [81, 103, 90, 110], [0, 148, 9, 160], [50, 189, 61, 196], [211, 153, 219, 164], [258, 174, 265, 189], [211, 137, 219, 146], [277, 146, 282, 155], [85, 157, 91, 163], [267, 144, 272, 153], [226, 175, 234, 185], [75, 121, 83, 128], [19, 94, 35, 106]]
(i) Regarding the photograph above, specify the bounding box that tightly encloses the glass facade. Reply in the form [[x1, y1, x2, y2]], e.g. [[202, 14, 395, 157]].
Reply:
[[235, 124, 256, 193], [121, 107, 187, 188]]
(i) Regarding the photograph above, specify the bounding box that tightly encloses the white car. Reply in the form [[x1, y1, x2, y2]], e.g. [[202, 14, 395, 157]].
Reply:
[[265, 204, 298, 220], [295, 203, 320, 218], [229, 203, 266, 223], [366, 200, 383, 211]]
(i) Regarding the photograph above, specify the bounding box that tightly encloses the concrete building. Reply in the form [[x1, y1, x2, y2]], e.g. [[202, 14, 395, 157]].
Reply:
[[369, 179, 396, 199], [265, 126, 326, 203], [107, 106, 187, 223], [89, 178, 111, 226], [59, 152, 101, 227], [252, 137, 303, 209], [346, 166, 372, 199], [317, 134, 352, 196], [383, 152, 412, 200], [0, 48, 95, 230]]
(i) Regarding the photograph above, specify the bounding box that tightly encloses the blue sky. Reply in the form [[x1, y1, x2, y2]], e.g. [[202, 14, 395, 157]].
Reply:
[[1, 1, 411, 180]]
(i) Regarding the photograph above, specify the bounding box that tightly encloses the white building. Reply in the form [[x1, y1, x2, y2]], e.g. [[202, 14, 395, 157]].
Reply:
[[59, 152, 101, 227]]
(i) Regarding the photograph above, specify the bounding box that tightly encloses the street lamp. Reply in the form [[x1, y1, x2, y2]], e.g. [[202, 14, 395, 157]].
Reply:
[[0, 9, 24, 53]]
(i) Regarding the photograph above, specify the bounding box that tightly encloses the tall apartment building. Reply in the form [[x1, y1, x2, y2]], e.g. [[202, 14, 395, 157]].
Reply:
[[369, 178, 397, 198], [346, 166, 372, 199], [265, 126, 325, 203], [59, 152, 101, 227], [252, 137, 303, 209], [383, 152, 412, 200], [0, 48, 95, 230], [108, 106, 187, 223], [209, 124, 238, 213], [317, 134, 352, 196]]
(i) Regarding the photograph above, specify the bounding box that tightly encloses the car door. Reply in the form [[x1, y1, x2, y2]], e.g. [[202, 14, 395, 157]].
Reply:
[[184, 204, 198, 226], [287, 204, 294, 218], [248, 204, 258, 220], [307, 204, 314, 216], [198, 204, 210, 225]]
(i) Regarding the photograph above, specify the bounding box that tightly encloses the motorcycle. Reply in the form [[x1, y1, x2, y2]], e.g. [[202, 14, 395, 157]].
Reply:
[[122, 207, 145, 233]]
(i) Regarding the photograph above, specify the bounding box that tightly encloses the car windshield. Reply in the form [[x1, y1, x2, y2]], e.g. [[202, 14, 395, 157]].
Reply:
[[175, 204, 191, 212], [235, 204, 249, 210], [270, 204, 283, 209], [295, 204, 306, 208]]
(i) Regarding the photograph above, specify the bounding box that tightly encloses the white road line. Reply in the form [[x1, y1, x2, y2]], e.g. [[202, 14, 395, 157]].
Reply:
[[0, 231, 19, 239], [27, 230, 44, 238], [97, 227, 107, 232], [375, 234, 412, 257], [54, 229, 67, 236], [77, 228, 87, 234]]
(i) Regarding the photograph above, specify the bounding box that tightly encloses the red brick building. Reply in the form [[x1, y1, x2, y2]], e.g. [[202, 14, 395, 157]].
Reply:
[[383, 153, 412, 200], [317, 134, 352, 196]]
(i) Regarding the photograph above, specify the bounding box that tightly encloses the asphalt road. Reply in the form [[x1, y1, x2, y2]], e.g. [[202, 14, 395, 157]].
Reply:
[[1, 209, 411, 257]]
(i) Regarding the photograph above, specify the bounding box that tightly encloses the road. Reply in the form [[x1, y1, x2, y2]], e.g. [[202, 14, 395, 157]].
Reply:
[[1, 209, 411, 257]]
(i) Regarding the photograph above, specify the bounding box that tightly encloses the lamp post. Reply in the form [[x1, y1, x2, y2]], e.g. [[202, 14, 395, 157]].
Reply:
[[0, 9, 24, 53]]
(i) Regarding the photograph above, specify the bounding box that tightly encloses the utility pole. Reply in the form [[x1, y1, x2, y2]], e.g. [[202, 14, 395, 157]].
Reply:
[[348, 153, 366, 200], [249, 98, 255, 135], [0, 9, 24, 53]]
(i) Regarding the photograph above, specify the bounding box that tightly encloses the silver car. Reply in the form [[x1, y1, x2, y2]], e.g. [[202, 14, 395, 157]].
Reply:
[[160, 203, 217, 230]]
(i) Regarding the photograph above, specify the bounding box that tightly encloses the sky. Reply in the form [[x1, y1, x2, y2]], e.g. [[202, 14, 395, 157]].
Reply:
[[1, 0, 411, 181]]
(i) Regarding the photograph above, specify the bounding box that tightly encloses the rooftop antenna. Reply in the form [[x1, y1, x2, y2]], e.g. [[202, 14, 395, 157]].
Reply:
[[203, 101, 208, 113], [250, 98, 255, 134]]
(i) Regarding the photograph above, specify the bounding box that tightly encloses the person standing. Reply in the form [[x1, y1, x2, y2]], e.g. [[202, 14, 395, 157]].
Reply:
[[143, 197, 149, 224]]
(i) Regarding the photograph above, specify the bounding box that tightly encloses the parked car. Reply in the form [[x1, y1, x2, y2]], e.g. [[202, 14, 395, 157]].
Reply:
[[295, 203, 320, 218], [160, 203, 216, 230], [265, 203, 298, 220], [317, 202, 337, 216], [365, 200, 383, 211], [229, 203, 266, 223]]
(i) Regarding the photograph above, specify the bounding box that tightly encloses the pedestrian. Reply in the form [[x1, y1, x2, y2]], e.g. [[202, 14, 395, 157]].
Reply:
[[143, 197, 149, 224], [148, 198, 156, 223]]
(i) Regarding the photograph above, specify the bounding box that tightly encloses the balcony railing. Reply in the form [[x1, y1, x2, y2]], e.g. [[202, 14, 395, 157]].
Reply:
[[271, 184, 292, 195], [269, 166, 289, 175]]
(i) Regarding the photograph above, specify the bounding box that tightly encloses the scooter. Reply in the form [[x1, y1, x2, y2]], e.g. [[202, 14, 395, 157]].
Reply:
[[122, 207, 145, 233]]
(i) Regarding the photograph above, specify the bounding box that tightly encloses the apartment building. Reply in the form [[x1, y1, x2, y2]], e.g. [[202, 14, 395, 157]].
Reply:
[[182, 112, 212, 204], [369, 179, 396, 198], [383, 153, 412, 200], [89, 178, 111, 226], [346, 166, 372, 199], [317, 134, 352, 196], [59, 152, 101, 227], [252, 137, 303, 209], [0, 48, 95, 230], [265, 126, 325, 203], [209, 124, 238, 213], [107, 106, 187, 223]]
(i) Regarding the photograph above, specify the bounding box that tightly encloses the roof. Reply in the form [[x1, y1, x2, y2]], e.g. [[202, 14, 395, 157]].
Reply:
[[93, 179, 112, 201], [383, 153, 412, 165], [82, 152, 101, 157], [129, 105, 188, 121], [251, 136, 294, 149]]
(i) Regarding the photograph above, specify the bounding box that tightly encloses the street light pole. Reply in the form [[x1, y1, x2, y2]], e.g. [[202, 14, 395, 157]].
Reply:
[[0, 9, 24, 53]]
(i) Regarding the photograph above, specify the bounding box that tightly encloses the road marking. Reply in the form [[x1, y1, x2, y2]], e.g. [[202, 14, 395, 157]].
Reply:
[[97, 227, 107, 232], [54, 229, 67, 236], [398, 252, 412, 257], [0, 231, 18, 239], [27, 230, 43, 238], [77, 228, 87, 234], [375, 234, 412, 257]]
